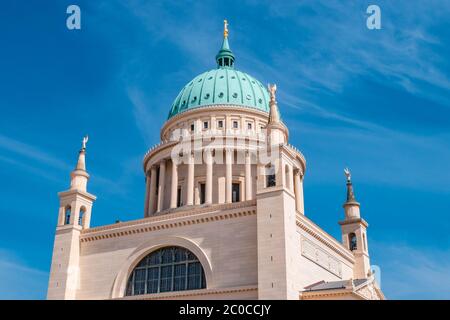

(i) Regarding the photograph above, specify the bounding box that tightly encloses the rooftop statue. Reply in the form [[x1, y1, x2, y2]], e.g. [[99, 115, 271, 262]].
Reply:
[[82, 135, 89, 150], [344, 167, 351, 183]]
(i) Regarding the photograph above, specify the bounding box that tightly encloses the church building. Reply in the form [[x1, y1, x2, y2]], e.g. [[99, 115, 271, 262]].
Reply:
[[47, 21, 385, 300]]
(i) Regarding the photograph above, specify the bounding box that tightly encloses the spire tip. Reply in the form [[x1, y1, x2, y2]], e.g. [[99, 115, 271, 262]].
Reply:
[[223, 19, 229, 38]]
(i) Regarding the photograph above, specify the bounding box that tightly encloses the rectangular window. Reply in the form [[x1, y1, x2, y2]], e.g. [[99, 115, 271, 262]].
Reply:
[[190, 123, 195, 132], [233, 121, 239, 129], [177, 187, 182, 207], [133, 269, 146, 295], [173, 264, 186, 291], [159, 265, 173, 292], [146, 267, 159, 294], [266, 174, 276, 188], [203, 121, 208, 129], [247, 122, 252, 130], [187, 262, 202, 290], [232, 183, 240, 202], [217, 120, 224, 128], [200, 183, 206, 204], [266, 165, 276, 188]]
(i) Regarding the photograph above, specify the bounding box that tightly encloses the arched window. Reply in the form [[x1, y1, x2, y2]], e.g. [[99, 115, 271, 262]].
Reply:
[[349, 233, 357, 251], [78, 207, 86, 227], [125, 246, 206, 296], [64, 206, 71, 225]]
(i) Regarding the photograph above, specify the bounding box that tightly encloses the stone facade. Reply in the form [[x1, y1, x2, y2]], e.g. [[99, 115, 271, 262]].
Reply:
[[46, 24, 384, 300]]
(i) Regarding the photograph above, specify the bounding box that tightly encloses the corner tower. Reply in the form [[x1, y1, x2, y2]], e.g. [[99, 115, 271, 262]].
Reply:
[[339, 168, 371, 279], [47, 136, 96, 300], [256, 85, 301, 299]]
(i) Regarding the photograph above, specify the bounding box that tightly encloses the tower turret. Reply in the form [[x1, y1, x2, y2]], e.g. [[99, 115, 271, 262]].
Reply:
[[70, 136, 89, 192], [47, 136, 96, 300], [215, 20, 235, 68], [339, 168, 371, 279], [266, 84, 286, 146]]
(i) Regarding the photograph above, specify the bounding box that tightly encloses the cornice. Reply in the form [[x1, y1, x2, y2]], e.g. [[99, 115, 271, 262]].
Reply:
[[58, 189, 97, 201], [115, 285, 258, 300], [161, 104, 273, 133], [296, 213, 355, 264], [80, 200, 257, 243], [338, 217, 369, 227], [300, 289, 361, 300]]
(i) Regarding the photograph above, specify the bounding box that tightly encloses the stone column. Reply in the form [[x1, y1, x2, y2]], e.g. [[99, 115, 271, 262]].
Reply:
[[157, 160, 166, 212], [287, 164, 293, 191], [294, 169, 304, 215], [149, 166, 157, 215], [170, 160, 178, 209], [245, 150, 252, 200], [186, 152, 195, 206], [225, 148, 233, 203], [205, 149, 213, 205], [211, 116, 216, 132], [144, 171, 150, 216]]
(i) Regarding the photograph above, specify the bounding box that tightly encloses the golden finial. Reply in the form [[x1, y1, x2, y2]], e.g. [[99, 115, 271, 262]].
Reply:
[[223, 19, 229, 38]]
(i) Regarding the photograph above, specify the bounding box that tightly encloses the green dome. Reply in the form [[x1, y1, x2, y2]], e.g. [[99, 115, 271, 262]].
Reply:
[[167, 32, 269, 119], [168, 68, 270, 119]]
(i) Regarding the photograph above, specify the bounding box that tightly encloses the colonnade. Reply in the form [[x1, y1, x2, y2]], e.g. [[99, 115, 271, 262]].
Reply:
[[145, 149, 304, 216]]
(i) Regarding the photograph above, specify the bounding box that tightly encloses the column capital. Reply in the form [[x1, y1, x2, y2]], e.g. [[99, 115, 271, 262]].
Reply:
[[294, 168, 303, 177]]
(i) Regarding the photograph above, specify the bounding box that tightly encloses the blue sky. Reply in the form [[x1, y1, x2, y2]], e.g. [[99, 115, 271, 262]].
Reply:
[[0, 0, 449, 299]]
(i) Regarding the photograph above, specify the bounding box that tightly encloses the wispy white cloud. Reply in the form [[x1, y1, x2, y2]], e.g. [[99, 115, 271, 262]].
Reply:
[[0, 249, 48, 300], [371, 243, 450, 299], [253, 0, 450, 105], [126, 87, 157, 146], [0, 134, 71, 171], [0, 133, 136, 197], [0, 154, 63, 183], [120, 0, 221, 71]]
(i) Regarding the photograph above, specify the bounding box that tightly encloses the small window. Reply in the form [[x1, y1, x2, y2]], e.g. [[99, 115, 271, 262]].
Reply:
[[233, 121, 239, 129], [200, 183, 206, 204], [177, 187, 182, 207], [64, 206, 71, 225], [190, 123, 195, 132], [265, 165, 276, 188], [232, 183, 240, 203], [247, 123, 252, 130], [78, 207, 85, 227], [203, 121, 209, 130], [217, 120, 224, 128], [349, 233, 357, 251]]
